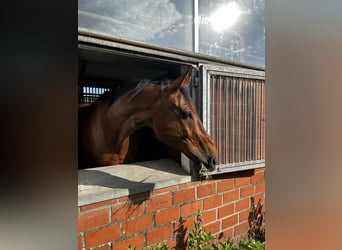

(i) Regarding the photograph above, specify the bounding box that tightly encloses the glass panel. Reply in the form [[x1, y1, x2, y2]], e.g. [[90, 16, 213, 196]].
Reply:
[[78, 0, 193, 51], [199, 0, 265, 67]]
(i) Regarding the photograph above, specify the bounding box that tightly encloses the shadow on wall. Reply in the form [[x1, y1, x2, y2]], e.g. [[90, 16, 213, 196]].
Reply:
[[79, 170, 155, 204]]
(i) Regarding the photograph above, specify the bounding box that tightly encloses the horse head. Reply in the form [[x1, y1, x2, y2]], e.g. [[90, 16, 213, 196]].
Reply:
[[148, 70, 218, 172]]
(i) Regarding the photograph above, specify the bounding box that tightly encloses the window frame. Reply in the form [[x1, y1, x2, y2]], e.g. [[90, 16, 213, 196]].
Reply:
[[200, 64, 265, 174]]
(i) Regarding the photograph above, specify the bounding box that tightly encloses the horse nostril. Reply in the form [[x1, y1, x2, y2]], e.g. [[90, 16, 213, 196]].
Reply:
[[212, 158, 217, 166], [208, 157, 217, 170]]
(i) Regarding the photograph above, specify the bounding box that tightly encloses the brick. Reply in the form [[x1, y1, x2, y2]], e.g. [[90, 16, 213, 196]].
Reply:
[[235, 199, 250, 212], [203, 195, 222, 211], [122, 215, 153, 237], [203, 221, 221, 234], [197, 183, 216, 198], [218, 228, 233, 241], [240, 186, 255, 199], [181, 201, 202, 218], [239, 210, 251, 223], [250, 172, 264, 184], [111, 203, 143, 222], [152, 185, 177, 195], [85, 224, 120, 248], [201, 209, 217, 224], [179, 181, 199, 189], [234, 222, 249, 237], [256, 182, 265, 194], [146, 224, 173, 246], [78, 235, 82, 250], [112, 234, 144, 250], [223, 190, 239, 204], [217, 179, 234, 193], [235, 177, 250, 188], [255, 167, 265, 173], [155, 207, 179, 226], [78, 208, 109, 232], [218, 204, 234, 219], [173, 188, 195, 205], [222, 214, 238, 229], [119, 192, 150, 203], [253, 193, 265, 204], [93, 245, 110, 250], [80, 198, 118, 212], [175, 216, 196, 234], [146, 194, 172, 213]]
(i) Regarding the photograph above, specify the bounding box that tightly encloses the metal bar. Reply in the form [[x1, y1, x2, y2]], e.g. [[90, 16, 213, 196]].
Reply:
[[78, 30, 265, 71], [259, 80, 262, 160], [218, 76, 222, 164], [237, 78, 241, 162], [260, 80, 264, 160], [249, 80, 253, 162], [232, 78, 235, 163], [246, 80, 249, 161], [243, 79, 246, 162], [250, 81, 253, 160], [253, 80, 257, 160], [210, 75, 214, 140], [225, 77, 228, 164]]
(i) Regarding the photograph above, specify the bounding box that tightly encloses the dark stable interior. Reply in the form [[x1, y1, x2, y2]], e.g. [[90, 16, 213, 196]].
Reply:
[[78, 47, 185, 166]]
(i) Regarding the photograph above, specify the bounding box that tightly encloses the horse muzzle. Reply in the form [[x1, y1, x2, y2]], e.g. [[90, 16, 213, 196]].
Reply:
[[201, 156, 217, 172]]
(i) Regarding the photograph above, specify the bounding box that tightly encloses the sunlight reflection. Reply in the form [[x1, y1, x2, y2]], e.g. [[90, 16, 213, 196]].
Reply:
[[210, 2, 241, 31]]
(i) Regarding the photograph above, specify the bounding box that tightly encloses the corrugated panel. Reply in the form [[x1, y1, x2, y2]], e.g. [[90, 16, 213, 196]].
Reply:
[[209, 74, 265, 166]]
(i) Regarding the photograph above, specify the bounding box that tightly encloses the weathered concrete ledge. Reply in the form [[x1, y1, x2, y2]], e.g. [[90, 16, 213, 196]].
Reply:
[[78, 159, 192, 206]]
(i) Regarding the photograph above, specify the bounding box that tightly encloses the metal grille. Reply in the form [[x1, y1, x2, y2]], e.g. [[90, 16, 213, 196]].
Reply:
[[209, 74, 265, 167], [79, 86, 110, 104]]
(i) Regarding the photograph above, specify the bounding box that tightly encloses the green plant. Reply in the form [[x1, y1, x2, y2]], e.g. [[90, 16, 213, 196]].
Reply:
[[128, 245, 137, 250], [150, 243, 170, 250], [187, 210, 216, 250], [129, 207, 265, 250], [212, 237, 237, 250]]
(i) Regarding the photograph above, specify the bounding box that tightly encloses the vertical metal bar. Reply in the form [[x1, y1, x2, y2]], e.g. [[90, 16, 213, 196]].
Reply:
[[225, 77, 228, 164], [249, 80, 253, 162], [246, 80, 249, 161], [232, 78, 235, 163], [258, 80, 262, 160], [253, 80, 257, 161], [250, 81, 253, 161], [201, 66, 209, 134], [260, 80, 264, 160], [237, 78, 241, 163], [218, 76, 222, 164], [194, 0, 199, 53], [210, 75, 214, 140], [206, 71, 210, 135], [229, 78, 232, 163], [242, 79, 246, 162]]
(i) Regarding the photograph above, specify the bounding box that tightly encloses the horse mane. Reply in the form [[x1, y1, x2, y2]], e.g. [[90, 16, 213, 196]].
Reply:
[[96, 79, 173, 107]]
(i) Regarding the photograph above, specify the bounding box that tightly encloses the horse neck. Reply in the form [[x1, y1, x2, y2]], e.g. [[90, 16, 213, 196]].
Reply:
[[104, 85, 162, 149]]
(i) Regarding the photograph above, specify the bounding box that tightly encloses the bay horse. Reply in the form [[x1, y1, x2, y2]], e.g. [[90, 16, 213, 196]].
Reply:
[[78, 69, 217, 173]]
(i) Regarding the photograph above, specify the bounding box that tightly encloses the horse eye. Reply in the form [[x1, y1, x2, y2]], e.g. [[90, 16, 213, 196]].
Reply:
[[181, 111, 193, 120]]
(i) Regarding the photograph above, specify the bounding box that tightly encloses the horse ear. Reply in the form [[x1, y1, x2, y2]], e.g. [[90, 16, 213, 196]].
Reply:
[[168, 68, 192, 92]]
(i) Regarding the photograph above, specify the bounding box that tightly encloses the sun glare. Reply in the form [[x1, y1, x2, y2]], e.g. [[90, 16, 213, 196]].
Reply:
[[210, 2, 241, 32]]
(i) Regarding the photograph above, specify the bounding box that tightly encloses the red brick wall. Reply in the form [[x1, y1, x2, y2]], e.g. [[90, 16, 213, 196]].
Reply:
[[78, 168, 265, 250]]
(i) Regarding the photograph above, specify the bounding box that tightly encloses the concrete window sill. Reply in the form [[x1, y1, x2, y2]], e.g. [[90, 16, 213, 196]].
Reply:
[[78, 159, 192, 206]]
